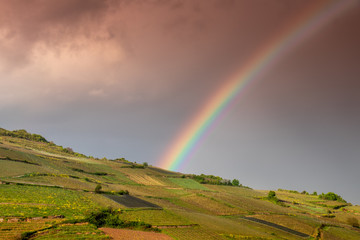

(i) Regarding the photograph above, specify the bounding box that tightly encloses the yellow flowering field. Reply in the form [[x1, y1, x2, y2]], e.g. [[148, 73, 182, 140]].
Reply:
[[0, 184, 100, 218]]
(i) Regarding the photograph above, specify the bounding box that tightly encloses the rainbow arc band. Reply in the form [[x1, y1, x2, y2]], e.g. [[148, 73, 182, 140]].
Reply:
[[157, 0, 358, 171]]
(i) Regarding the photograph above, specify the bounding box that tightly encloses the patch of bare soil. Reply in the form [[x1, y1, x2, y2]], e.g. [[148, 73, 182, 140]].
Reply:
[[104, 194, 162, 209], [100, 228, 173, 240]]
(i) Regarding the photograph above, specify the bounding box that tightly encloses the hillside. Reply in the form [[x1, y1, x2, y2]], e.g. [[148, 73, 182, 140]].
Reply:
[[1, 129, 360, 240]]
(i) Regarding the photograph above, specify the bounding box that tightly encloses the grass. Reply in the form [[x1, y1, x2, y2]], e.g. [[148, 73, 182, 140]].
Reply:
[[168, 178, 209, 190], [120, 209, 192, 226], [32, 223, 110, 239], [252, 214, 318, 236], [0, 185, 100, 218], [1, 135, 360, 240], [323, 225, 360, 240], [163, 226, 226, 240], [118, 169, 167, 186], [0, 219, 63, 240]]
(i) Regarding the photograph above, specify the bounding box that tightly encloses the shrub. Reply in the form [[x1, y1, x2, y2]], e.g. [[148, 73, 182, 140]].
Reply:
[[117, 190, 129, 195], [63, 147, 74, 154], [95, 184, 102, 193], [267, 191, 286, 206], [232, 179, 240, 186], [268, 191, 276, 199], [85, 208, 158, 231], [319, 192, 346, 203]]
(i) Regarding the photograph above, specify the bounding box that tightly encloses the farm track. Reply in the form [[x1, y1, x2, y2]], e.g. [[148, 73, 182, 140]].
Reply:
[[242, 216, 310, 238], [104, 194, 162, 209]]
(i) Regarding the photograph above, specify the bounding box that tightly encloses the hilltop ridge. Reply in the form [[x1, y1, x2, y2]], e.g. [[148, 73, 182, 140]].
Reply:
[[0, 128, 360, 239]]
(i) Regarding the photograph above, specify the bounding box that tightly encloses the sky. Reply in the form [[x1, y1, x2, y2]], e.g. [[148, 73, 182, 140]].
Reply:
[[1, 0, 360, 204]]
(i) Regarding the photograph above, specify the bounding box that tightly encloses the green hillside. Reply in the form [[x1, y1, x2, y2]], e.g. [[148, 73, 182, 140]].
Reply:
[[1, 129, 360, 239]]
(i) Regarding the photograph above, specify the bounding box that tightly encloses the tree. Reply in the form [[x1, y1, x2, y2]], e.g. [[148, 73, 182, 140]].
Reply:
[[63, 147, 74, 154], [268, 191, 276, 199], [143, 162, 148, 168], [319, 192, 346, 203], [232, 179, 240, 186], [95, 184, 102, 193]]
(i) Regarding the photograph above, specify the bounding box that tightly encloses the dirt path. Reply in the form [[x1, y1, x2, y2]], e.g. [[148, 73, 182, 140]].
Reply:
[[100, 228, 173, 240]]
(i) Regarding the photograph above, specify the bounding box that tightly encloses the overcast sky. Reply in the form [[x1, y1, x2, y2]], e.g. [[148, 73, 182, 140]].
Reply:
[[1, 0, 360, 204]]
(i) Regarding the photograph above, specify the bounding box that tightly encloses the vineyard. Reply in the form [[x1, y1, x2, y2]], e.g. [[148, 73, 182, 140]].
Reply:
[[168, 178, 209, 190], [1, 134, 360, 239], [0, 185, 99, 218]]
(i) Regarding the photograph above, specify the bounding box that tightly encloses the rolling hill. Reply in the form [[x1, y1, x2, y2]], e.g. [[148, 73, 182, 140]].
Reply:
[[0, 128, 359, 240]]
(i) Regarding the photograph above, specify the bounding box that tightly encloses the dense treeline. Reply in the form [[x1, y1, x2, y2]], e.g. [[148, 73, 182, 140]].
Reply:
[[319, 192, 347, 203], [0, 128, 48, 143], [187, 173, 249, 188]]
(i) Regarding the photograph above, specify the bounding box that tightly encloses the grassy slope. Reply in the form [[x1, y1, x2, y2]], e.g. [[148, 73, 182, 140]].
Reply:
[[1, 136, 360, 240]]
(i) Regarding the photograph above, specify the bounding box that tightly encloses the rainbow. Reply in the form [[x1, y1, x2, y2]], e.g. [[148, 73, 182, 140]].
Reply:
[[157, 0, 357, 171]]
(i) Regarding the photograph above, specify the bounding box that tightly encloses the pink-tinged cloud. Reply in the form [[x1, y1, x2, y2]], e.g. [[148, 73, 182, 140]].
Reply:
[[1, 0, 319, 109]]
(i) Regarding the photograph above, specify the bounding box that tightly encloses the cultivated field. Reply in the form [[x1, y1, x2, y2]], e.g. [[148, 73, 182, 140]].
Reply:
[[1, 134, 360, 239]]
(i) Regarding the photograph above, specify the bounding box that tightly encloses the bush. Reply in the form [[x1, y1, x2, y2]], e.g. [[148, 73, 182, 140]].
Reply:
[[117, 190, 129, 195], [232, 179, 240, 186], [95, 184, 102, 193], [267, 191, 286, 206], [85, 208, 158, 231], [319, 192, 346, 203], [268, 191, 276, 199]]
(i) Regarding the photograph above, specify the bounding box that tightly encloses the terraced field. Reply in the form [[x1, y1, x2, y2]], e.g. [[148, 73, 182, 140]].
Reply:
[[101, 228, 172, 240], [0, 185, 100, 218], [168, 178, 209, 190], [119, 209, 192, 226], [125, 172, 166, 186], [163, 227, 225, 240], [33, 223, 110, 240], [0, 218, 63, 240], [1, 134, 360, 239]]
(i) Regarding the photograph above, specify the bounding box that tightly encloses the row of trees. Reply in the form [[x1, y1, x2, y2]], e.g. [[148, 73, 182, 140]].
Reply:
[[187, 174, 243, 187], [319, 192, 347, 203], [278, 189, 347, 203]]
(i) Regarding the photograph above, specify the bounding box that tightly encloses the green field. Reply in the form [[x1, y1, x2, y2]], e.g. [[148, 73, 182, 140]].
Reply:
[[120, 209, 192, 226], [32, 223, 110, 240], [0, 185, 100, 218], [168, 178, 210, 190], [1, 133, 360, 239]]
